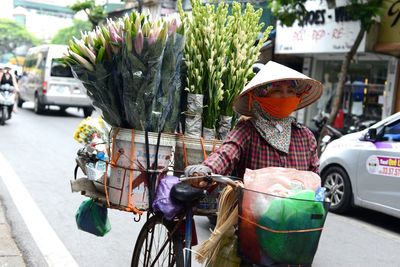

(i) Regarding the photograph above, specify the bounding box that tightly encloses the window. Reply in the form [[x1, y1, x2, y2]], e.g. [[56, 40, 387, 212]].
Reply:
[[50, 58, 73, 77], [382, 120, 400, 142]]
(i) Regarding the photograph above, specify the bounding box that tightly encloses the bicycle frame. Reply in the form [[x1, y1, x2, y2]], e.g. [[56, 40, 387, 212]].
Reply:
[[184, 208, 193, 267]]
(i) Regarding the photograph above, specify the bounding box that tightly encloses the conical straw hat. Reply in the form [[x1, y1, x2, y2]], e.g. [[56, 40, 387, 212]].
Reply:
[[233, 61, 323, 116]]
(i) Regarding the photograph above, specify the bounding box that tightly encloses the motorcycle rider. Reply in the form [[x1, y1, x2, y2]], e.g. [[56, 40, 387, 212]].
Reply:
[[0, 64, 19, 112], [0, 64, 19, 89]]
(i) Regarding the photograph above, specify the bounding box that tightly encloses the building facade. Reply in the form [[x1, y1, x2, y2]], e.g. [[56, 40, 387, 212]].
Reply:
[[274, 0, 400, 130], [13, 0, 76, 42]]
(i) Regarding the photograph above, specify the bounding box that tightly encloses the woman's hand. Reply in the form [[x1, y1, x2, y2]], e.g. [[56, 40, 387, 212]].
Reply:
[[184, 164, 212, 188]]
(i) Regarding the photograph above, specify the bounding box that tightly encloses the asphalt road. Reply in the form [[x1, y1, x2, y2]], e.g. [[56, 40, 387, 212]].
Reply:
[[0, 103, 400, 267]]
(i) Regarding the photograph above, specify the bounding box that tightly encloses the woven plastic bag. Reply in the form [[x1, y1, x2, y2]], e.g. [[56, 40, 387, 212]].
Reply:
[[75, 199, 111, 237]]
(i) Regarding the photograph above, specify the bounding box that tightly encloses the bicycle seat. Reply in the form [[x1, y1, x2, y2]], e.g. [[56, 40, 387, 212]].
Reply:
[[170, 182, 206, 205]]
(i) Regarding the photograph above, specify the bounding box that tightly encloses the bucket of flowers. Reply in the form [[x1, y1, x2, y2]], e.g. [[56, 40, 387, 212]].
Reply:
[[65, 11, 185, 214]]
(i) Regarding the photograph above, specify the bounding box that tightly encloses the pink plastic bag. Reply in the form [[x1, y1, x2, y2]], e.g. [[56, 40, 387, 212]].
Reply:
[[240, 167, 321, 263]]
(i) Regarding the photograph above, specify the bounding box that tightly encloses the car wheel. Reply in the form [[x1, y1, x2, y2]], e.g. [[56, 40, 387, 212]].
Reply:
[[322, 166, 352, 214], [16, 93, 24, 108], [83, 107, 93, 117], [34, 94, 45, 114]]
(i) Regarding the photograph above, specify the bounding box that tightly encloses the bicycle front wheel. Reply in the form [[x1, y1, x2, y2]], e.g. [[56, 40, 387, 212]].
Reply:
[[131, 214, 184, 267]]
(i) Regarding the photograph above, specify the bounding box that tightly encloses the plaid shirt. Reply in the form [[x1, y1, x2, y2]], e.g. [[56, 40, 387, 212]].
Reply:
[[203, 120, 319, 178]]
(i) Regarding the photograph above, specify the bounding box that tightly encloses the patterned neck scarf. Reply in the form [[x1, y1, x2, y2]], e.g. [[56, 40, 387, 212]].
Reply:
[[250, 102, 295, 154]]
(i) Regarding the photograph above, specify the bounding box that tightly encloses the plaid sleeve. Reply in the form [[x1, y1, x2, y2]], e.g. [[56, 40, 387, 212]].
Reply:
[[203, 121, 251, 175], [305, 128, 320, 174]]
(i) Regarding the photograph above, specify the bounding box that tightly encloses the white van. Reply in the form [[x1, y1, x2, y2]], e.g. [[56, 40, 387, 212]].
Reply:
[[17, 44, 93, 116]]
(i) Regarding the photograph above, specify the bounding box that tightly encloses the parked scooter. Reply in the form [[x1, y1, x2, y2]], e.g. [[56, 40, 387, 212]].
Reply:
[[0, 84, 16, 125], [311, 112, 329, 141], [318, 124, 343, 156], [345, 114, 377, 134], [310, 112, 343, 156]]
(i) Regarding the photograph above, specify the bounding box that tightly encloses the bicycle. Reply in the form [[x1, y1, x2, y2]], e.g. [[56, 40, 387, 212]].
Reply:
[[130, 174, 330, 267], [131, 174, 238, 267]]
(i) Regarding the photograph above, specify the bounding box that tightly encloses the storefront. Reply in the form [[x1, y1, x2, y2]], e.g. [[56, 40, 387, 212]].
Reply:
[[274, 0, 400, 129]]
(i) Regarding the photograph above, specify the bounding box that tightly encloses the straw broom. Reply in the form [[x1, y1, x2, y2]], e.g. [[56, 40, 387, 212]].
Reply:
[[196, 182, 242, 265]]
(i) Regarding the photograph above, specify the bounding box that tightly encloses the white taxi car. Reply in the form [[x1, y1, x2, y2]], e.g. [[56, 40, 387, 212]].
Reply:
[[320, 112, 400, 219]]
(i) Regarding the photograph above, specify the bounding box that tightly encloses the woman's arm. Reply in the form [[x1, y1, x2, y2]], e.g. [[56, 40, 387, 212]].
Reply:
[[203, 120, 251, 175], [307, 129, 320, 174]]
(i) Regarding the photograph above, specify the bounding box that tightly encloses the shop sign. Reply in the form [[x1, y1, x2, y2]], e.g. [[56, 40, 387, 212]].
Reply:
[[374, 0, 400, 55], [275, 0, 366, 54]]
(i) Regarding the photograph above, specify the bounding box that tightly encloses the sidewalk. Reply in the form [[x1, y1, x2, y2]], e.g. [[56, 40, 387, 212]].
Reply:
[[0, 202, 26, 267]]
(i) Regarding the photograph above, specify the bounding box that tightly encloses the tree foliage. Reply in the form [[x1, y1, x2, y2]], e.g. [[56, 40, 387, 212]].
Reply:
[[0, 19, 39, 55], [69, 0, 107, 28], [269, 0, 383, 131], [51, 20, 92, 45]]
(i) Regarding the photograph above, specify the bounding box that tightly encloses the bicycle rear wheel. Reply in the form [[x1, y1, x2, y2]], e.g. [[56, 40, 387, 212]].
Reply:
[[131, 214, 184, 267]]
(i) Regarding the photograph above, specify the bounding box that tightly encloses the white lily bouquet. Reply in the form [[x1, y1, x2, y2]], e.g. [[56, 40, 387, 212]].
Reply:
[[64, 12, 185, 132]]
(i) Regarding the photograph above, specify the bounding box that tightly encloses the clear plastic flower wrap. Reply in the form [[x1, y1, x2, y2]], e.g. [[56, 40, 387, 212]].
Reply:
[[66, 12, 185, 132]]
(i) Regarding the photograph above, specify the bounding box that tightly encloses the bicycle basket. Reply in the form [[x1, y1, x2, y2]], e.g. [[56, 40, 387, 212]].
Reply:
[[238, 188, 330, 266], [103, 129, 175, 212]]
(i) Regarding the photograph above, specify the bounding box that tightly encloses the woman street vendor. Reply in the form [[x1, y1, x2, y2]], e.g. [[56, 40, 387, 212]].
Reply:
[[185, 61, 323, 186]]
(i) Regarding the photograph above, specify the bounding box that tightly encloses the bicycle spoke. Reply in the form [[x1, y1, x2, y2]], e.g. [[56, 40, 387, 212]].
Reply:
[[132, 215, 183, 267]]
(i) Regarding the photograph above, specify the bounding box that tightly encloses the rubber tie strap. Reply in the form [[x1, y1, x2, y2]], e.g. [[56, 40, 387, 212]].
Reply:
[[238, 215, 324, 233], [125, 205, 143, 215], [200, 137, 207, 160]]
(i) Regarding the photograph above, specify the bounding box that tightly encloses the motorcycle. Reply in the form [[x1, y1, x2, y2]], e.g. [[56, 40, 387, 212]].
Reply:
[[0, 84, 16, 125], [318, 124, 343, 156], [311, 112, 329, 141], [310, 112, 343, 156], [345, 114, 377, 134]]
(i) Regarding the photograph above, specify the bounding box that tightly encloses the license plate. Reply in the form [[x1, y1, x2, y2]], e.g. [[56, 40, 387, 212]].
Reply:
[[56, 86, 65, 93]]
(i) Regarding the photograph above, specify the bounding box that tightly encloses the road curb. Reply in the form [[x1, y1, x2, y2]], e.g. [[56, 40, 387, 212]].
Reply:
[[0, 202, 26, 267]]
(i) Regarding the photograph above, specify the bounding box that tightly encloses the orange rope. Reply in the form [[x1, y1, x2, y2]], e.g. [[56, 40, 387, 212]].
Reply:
[[200, 137, 207, 160], [105, 128, 120, 207], [212, 139, 217, 152], [127, 128, 135, 210], [238, 215, 324, 234], [125, 129, 143, 215]]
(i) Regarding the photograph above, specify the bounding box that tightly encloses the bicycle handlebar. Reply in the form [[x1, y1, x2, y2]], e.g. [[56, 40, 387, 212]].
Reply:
[[179, 174, 242, 188]]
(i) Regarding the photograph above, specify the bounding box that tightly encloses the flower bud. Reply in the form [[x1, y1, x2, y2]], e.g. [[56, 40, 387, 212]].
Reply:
[[134, 30, 144, 55]]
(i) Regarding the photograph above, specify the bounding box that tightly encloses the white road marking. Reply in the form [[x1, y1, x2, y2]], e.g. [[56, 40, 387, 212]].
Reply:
[[0, 152, 78, 267]]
